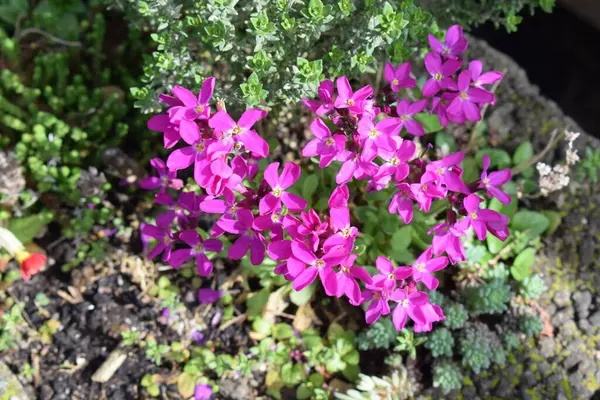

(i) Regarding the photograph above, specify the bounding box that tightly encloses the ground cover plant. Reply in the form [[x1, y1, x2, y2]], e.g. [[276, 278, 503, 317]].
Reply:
[[4, 0, 600, 399]]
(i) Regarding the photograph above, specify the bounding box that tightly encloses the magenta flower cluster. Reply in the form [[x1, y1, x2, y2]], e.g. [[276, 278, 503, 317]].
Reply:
[[141, 25, 511, 332]]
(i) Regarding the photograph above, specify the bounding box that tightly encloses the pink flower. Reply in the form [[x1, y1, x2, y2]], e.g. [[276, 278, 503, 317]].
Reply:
[[396, 100, 428, 136], [336, 152, 378, 184], [168, 78, 215, 123], [335, 254, 372, 305], [297, 209, 328, 238], [410, 248, 448, 290], [469, 60, 503, 90], [198, 288, 223, 304], [424, 152, 469, 194], [209, 108, 269, 157], [429, 221, 467, 264], [329, 184, 350, 209], [384, 62, 416, 92], [141, 215, 176, 261], [480, 154, 511, 205], [389, 183, 415, 224], [431, 93, 464, 127], [194, 383, 213, 400], [411, 175, 446, 212], [147, 113, 181, 149], [447, 71, 494, 122], [413, 302, 445, 332], [422, 52, 461, 97], [376, 139, 416, 182], [288, 241, 347, 294], [329, 207, 358, 244], [302, 80, 335, 115], [219, 209, 266, 265], [302, 118, 346, 167], [165, 120, 215, 179], [168, 230, 223, 275], [357, 116, 400, 159], [138, 158, 183, 192], [333, 76, 374, 114], [362, 283, 391, 324], [455, 194, 509, 241], [428, 25, 468, 60], [253, 208, 285, 241], [259, 162, 306, 214], [390, 289, 429, 331], [154, 191, 201, 226], [373, 256, 412, 290]]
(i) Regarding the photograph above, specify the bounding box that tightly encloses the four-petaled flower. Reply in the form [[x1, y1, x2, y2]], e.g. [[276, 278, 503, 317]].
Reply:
[[384, 62, 416, 92], [209, 108, 269, 157], [259, 162, 307, 214]]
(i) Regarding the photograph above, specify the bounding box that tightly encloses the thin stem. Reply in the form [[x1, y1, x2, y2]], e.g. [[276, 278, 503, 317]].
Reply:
[[17, 28, 81, 47], [511, 128, 562, 176]]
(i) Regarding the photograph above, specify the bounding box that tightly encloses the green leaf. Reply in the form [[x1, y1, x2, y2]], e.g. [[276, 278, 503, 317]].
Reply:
[[510, 211, 550, 238], [486, 235, 505, 255], [541, 210, 561, 235], [252, 318, 273, 335], [476, 148, 512, 170], [290, 282, 316, 306], [391, 226, 413, 252], [461, 157, 479, 184], [487, 196, 517, 218], [511, 247, 536, 281], [414, 113, 443, 134], [8, 213, 53, 243], [302, 174, 319, 202], [344, 349, 360, 365], [246, 289, 270, 317], [296, 384, 313, 399], [327, 322, 345, 342], [273, 323, 295, 340], [513, 141, 534, 166]]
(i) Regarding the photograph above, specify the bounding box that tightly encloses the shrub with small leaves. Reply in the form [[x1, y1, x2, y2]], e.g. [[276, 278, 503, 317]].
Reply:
[[519, 315, 543, 337], [425, 327, 454, 358], [443, 302, 468, 330], [464, 279, 512, 315], [432, 360, 463, 394], [357, 319, 397, 351], [520, 274, 546, 300]]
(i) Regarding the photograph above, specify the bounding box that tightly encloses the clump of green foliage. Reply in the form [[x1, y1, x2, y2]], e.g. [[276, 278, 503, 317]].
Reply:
[[357, 319, 397, 351], [443, 302, 468, 330], [432, 359, 463, 394], [519, 315, 543, 337], [425, 327, 454, 358]]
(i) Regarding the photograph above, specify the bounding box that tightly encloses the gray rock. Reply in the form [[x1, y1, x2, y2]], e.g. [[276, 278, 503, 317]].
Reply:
[[487, 103, 516, 142], [579, 237, 595, 267], [589, 310, 600, 326], [547, 303, 557, 316], [554, 290, 571, 308], [219, 377, 254, 400], [560, 320, 578, 337], [539, 337, 557, 358], [493, 378, 514, 398], [521, 371, 537, 387], [537, 361, 552, 377], [573, 291, 593, 319], [563, 353, 584, 370], [553, 310, 572, 326]]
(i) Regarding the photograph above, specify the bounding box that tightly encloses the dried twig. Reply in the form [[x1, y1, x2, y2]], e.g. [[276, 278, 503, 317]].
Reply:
[[17, 28, 81, 47], [218, 313, 247, 331], [511, 128, 562, 176]]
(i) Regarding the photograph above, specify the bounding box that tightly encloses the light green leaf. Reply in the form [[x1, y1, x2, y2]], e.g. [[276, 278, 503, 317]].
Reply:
[[414, 113, 443, 134], [511, 247, 536, 281], [272, 323, 295, 340], [512, 141, 534, 165], [510, 211, 549, 238], [246, 289, 270, 317], [391, 226, 413, 252], [290, 282, 316, 306], [8, 213, 53, 243], [302, 174, 319, 202]]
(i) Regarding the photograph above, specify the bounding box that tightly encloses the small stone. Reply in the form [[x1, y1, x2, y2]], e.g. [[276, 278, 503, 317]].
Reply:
[[578, 319, 591, 333], [589, 310, 600, 326], [579, 237, 594, 267], [563, 353, 583, 370], [553, 310, 571, 326], [573, 291, 592, 320], [521, 371, 537, 387], [547, 303, 557, 316], [537, 361, 551, 376], [539, 337, 557, 358], [553, 290, 571, 308], [559, 320, 578, 337], [493, 378, 514, 398]]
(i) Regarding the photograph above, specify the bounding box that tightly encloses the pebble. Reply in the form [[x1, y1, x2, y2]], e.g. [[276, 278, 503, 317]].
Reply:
[[579, 237, 595, 267], [553, 290, 571, 308], [560, 320, 578, 337], [572, 291, 592, 319], [588, 310, 600, 326], [553, 310, 572, 326], [539, 337, 557, 358]]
